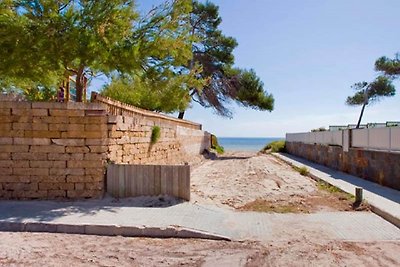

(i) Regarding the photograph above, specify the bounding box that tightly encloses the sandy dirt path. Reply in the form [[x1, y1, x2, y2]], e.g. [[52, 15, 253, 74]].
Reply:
[[191, 152, 357, 212], [1, 151, 398, 266], [0, 232, 399, 267]]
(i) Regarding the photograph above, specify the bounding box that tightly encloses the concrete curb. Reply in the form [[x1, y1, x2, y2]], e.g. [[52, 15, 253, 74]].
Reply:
[[0, 221, 232, 241], [273, 153, 400, 229]]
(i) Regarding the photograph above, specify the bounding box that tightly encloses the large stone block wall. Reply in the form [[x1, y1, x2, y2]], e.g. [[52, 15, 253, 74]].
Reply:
[[0, 102, 108, 199], [0, 99, 210, 200], [286, 142, 400, 190]]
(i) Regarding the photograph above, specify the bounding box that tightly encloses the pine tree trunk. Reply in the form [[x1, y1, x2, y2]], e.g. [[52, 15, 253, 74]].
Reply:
[[75, 67, 84, 102], [356, 102, 367, 129]]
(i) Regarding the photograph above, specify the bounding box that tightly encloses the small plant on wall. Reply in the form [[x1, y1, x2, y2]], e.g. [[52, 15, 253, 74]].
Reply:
[[150, 126, 161, 145]]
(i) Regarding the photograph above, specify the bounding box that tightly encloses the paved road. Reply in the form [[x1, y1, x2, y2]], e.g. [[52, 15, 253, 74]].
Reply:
[[1, 198, 399, 242]]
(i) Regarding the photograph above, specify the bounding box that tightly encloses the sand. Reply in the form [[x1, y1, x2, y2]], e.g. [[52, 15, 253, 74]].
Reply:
[[0, 151, 398, 266]]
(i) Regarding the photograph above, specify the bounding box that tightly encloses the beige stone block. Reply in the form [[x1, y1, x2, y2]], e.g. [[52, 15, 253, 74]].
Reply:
[[68, 117, 96, 124], [85, 168, 105, 176], [0, 123, 11, 131], [84, 153, 105, 161], [0, 153, 10, 160], [32, 102, 66, 109], [50, 168, 84, 176], [48, 153, 83, 161], [12, 152, 47, 161], [67, 124, 85, 132], [85, 124, 107, 132], [86, 174, 104, 182], [32, 109, 49, 117], [14, 168, 48, 176], [4, 182, 38, 191], [11, 115, 33, 123], [48, 123, 68, 131], [0, 116, 12, 123], [109, 131, 123, 138], [30, 160, 66, 168], [51, 138, 85, 146], [0, 145, 29, 153], [39, 182, 61, 190], [13, 137, 51, 145], [23, 190, 48, 199], [66, 175, 86, 183], [0, 168, 12, 175], [85, 182, 103, 190], [30, 145, 65, 153], [13, 122, 33, 131], [32, 123, 48, 131], [67, 160, 100, 168], [35, 116, 67, 124], [59, 183, 75, 190], [13, 176, 31, 183], [0, 160, 29, 168], [48, 190, 66, 198], [0, 137, 13, 145], [0, 108, 11, 116], [89, 146, 108, 153], [74, 183, 85, 190], [24, 130, 61, 138], [50, 109, 84, 117], [67, 190, 99, 199], [85, 138, 108, 146], [66, 146, 90, 153]]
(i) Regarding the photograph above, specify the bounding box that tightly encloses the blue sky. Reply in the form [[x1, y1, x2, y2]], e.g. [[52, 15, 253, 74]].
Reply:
[[92, 0, 400, 137]]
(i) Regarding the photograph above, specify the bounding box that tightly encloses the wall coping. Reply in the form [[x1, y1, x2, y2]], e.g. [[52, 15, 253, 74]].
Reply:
[[91, 92, 202, 130]]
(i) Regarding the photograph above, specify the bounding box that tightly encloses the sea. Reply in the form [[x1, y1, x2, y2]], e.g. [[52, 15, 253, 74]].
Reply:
[[218, 137, 284, 152]]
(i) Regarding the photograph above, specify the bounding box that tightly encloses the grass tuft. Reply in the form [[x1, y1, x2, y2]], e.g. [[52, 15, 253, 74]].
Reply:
[[261, 140, 286, 153]]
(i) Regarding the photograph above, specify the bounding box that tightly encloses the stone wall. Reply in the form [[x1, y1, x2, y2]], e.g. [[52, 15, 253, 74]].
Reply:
[[0, 102, 108, 199], [107, 115, 210, 165], [0, 97, 210, 200], [286, 142, 400, 190]]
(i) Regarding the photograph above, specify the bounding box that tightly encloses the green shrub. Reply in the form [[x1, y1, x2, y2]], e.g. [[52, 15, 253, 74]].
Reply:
[[261, 140, 286, 153], [293, 166, 309, 176], [210, 134, 224, 154], [150, 126, 161, 144]]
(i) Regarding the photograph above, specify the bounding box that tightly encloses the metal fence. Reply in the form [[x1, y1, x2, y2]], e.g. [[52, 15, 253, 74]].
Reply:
[[286, 127, 400, 152], [107, 164, 191, 200]]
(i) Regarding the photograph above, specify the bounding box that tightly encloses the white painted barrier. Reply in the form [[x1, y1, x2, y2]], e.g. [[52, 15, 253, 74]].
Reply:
[[286, 127, 400, 152], [286, 131, 342, 146]]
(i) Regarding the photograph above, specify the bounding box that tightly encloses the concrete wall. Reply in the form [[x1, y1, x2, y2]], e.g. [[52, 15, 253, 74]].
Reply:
[[0, 97, 210, 200], [286, 142, 400, 190], [286, 127, 400, 152]]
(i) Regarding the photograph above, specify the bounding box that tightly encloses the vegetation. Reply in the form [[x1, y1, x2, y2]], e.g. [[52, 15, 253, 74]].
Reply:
[[261, 140, 286, 153], [178, 1, 274, 118], [311, 127, 327, 132], [347, 53, 399, 128], [292, 166, 309, 176], [210, 134, 224, 154], [239, 199, 301, 213], [150, 126, 161, 145], [1, 0, 274, 114], [317, 180, 355, 201]]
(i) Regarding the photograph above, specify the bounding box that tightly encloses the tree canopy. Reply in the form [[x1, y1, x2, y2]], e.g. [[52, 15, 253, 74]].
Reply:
[[347, 53, 398, 128], [1, 0, 274, 117], [178, 0, 274, 118], [0, 0, 140, 101]]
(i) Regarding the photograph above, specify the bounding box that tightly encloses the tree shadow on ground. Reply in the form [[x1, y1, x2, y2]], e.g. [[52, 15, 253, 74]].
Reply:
[[0, 195, 185, 223]]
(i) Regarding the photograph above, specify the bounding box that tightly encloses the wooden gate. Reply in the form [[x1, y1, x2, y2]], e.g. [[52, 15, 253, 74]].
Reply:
[[107, 164, 190, 200]]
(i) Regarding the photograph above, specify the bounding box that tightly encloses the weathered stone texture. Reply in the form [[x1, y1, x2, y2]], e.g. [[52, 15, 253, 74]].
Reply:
[[0, 99, 210, 200], [286, 142, 400, 190]]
